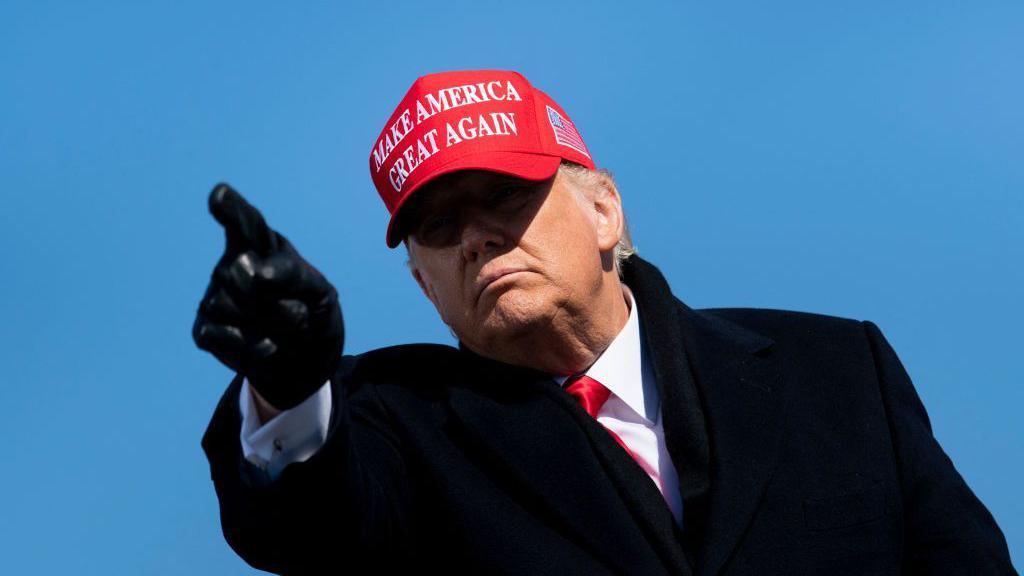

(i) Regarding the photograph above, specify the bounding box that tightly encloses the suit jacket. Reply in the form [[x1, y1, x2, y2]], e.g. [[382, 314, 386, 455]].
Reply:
[[202, 256, 1016, 575]]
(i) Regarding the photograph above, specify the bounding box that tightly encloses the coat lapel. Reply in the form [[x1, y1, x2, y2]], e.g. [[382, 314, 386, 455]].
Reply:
[[540, 373, 696, 576], [624, 256, 784, 576], [447, 356, 677, 576], [624, 257, 712, 558], [682, 307, 784, 576]]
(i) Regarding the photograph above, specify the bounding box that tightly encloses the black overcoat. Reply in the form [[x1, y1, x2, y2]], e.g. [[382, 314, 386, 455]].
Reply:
[[202, 256, 1015, 575]]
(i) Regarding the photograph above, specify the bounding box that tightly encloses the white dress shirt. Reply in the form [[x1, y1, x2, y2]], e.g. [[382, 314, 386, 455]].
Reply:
[[239, 285, 683, 524], [553, 286, 683, 525], [239, 378, 332, 479]]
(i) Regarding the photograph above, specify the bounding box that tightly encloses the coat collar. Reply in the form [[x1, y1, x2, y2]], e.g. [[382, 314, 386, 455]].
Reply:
[[450, 255, 785, 576], [623, 256, 785, 576]]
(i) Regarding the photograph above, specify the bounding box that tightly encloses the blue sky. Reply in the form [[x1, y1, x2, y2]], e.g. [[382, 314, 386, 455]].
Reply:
[[1, 1, 1020, 572]]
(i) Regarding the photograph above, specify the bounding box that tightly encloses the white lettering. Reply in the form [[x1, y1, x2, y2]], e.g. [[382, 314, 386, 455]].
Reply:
[[445, 87, 465, 109], [446, 122, 462, 146], [387, 128, 441, 192], [462, 84, 482, 105], [486, 81, 504, 100], [416, 100, 432, 123], [457, 116, 477, 140], [504, 81, 522, 101], [421, 128, 440, 156], [414, 79, 523, 121], [402, 144, 418, 173], [494, 112, 517, 135], [476, 114, 495, 137], [424, 92, 446, 117], [389, 157, 410, 191], [372, 109, 414, 173]]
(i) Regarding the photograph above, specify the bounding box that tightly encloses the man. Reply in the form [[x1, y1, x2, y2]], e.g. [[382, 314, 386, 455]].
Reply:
[[194, 70, 1016, 575]]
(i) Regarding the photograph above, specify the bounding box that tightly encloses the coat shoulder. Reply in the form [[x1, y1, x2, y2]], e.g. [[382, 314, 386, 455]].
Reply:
[[696, 306, 868, 344], [340, 342, 464, 388], [697, 306, 861, 327], [690, 306, 886, 369], [347, 342, 463, 368]]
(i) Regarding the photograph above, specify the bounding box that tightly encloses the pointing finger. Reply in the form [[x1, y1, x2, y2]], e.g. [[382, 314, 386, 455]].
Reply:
[[208, 183, 279, 256]]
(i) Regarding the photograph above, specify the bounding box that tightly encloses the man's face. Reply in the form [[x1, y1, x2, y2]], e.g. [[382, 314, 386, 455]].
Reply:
[[404, 168, 623, 363]]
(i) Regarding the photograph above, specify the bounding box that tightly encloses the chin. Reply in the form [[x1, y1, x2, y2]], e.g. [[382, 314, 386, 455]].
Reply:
[[469, 290, 558, 349]]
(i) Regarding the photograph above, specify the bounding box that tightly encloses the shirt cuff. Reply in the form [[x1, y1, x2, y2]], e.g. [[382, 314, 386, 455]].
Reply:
[[238, 377, 332, 479]]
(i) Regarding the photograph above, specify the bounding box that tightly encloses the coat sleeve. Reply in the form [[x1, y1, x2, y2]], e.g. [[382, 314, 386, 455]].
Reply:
[[864, 321, 1017, 575], [201, 357, 415, 574]]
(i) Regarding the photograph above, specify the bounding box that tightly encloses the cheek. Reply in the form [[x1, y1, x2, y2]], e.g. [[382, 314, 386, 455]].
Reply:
[[418, 259, 466, 322], [434, 284, 462, 322], [532, 202, 600, 269]]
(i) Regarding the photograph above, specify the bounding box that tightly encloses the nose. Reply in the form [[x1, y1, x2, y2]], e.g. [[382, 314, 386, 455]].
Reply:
[[459, 211, 507, 263]]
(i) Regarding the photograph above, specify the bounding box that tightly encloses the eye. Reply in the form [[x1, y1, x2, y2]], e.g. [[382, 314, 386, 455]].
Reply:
[[415, 212, 458, 245], [422, 214, 451, 234], [487, 184, 534, 208]]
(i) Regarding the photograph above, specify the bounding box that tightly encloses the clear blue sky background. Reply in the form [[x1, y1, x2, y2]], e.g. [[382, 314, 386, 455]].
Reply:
[[1, 1, 1020, 573]]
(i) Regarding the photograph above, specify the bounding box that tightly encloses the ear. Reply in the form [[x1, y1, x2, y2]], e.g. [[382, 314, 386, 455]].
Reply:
[[591, 173, 624, 253]]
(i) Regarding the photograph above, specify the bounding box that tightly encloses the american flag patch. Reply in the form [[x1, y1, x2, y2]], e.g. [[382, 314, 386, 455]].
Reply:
[[546, 106, 590, 158]]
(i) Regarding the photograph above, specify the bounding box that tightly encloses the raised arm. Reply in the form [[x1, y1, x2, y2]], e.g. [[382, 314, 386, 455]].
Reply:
[[193, 185, 413, 573]]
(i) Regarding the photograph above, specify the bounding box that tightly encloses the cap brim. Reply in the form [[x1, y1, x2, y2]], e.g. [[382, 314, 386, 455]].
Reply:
[[385, 152, 562, 248]]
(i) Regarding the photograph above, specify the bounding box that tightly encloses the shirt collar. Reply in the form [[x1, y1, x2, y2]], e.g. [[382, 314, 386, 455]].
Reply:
[[555, 284, 660, 424]]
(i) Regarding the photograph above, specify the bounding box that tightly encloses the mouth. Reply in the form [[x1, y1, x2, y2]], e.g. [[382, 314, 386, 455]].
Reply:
[[475, 267, 530, 301]]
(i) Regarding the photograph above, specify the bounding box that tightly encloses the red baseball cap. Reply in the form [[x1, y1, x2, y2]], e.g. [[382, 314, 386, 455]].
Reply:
[[369, 70, 596, 248]]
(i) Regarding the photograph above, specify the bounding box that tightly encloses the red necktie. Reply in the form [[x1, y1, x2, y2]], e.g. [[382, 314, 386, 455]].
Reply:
[[564, 374, 636, 460], [566, 374, 681, 522]]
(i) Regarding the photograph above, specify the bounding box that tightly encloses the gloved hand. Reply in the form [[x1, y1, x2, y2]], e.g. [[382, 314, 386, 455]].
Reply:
[[193, 184, 344, 410]]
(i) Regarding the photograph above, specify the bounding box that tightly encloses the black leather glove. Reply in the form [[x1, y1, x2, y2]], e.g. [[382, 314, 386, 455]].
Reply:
[[193, 184, 344, 410]]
